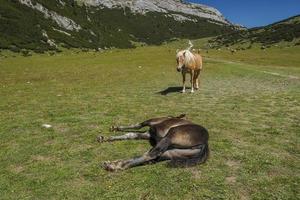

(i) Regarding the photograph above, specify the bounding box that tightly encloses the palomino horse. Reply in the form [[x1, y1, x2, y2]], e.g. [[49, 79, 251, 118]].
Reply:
[[97, 114, 209, 171], [176, 41, 203, 93]]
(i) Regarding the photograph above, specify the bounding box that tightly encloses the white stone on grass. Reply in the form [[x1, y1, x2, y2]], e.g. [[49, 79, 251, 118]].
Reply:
[[42, 124, 52, 129]]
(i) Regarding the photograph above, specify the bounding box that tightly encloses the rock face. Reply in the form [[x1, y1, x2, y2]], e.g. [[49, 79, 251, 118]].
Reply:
[[19, 0, 82, 31], [81, 0, 230, 24], [0, 0, 237, 52]]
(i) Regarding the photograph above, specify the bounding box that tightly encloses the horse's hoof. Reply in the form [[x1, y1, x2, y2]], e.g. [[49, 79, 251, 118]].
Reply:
[[181, 90, 186, 93], [191, 90, 195, 93], [103, 161, 122, 172], [97, 135, 106, 143], [103, 161, 116, 171], [110, 126, 118, 132]]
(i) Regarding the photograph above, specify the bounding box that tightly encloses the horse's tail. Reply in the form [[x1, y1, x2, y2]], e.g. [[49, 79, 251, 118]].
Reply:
[[187, 40, 193, 51], [170, 143, 209, 167], [198, 142, 210, 164]]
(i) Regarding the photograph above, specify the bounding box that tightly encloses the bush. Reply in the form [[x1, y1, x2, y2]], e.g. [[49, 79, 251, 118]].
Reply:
[[21, 49, 32, 57], [9, 45, 20, 53], [33, 47, 45, 54]]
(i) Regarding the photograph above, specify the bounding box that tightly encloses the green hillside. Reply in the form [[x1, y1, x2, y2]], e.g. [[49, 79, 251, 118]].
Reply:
[[210, 15, 300, 48], [0, 0, 234, 53]]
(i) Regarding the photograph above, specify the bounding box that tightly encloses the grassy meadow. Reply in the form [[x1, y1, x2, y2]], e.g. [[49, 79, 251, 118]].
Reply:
[[0, 42, 299, 199]]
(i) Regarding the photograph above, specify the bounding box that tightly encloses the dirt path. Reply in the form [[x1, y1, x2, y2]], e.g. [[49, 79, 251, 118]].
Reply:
[[206, 57, 300, 80], [257, 70, 299, 79]]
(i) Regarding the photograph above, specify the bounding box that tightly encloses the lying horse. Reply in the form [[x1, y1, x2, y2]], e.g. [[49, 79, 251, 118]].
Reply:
[[176, 41, 203, 93], [97, 114, 209, 171]]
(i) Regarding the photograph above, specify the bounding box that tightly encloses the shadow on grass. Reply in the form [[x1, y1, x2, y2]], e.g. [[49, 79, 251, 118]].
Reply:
[[157, 86, 190, 95]]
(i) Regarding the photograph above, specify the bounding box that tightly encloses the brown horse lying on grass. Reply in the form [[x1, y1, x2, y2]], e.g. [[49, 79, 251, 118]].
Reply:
[[176, 41, 203, 93], [97, 114, 209, 171]]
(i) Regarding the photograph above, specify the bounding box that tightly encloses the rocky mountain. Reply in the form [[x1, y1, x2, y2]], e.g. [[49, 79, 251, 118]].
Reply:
[[0, 0, 238, 52], [80, 0, 230, 25]]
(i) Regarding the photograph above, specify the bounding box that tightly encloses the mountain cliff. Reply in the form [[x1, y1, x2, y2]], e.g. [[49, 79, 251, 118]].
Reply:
[[80, 0, 230, 25], [0, 0, 238, 52]]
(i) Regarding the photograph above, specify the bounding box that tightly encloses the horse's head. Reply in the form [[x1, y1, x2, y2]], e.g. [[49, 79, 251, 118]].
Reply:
[[176, 41, 195, 72], [176, 50, 186, 72]]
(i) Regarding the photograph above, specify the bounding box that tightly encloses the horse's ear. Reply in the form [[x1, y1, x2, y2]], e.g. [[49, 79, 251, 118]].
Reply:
[[183, 51, 186, 57]]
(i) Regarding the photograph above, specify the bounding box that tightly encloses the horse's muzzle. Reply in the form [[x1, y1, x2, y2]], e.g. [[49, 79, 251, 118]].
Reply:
[[177, 65, 185, 72]]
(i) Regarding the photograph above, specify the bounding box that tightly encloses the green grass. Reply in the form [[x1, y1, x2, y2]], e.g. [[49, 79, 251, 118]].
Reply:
[[0, 44, 299, 199]]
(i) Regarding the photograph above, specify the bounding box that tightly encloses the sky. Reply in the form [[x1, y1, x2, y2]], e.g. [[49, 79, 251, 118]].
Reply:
[[188, 0, 300, 28]]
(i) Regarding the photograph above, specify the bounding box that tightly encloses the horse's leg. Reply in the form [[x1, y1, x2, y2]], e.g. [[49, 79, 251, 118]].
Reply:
[[190, 70, 195, 93], [103, 147, 206, 171], [111, 123, 144, 132], [193, 71, 198, 90], [97, 131, 150, 143], [103, 137, 171, 171], [181, 72, 186, 93], [111, 117, 170, 132], [195, 70, 200, 90]]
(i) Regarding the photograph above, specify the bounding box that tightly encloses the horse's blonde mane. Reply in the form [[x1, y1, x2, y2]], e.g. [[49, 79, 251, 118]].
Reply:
[[187, 40, 193, 51], [183, 50, 194, 65], [176, 40, 195, 66], [184, 41, 195, 65]]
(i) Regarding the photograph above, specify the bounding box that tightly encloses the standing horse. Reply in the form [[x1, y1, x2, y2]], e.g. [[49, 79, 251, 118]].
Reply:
[[97, 114, 209, 171], [176, 41, 203, 93]]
